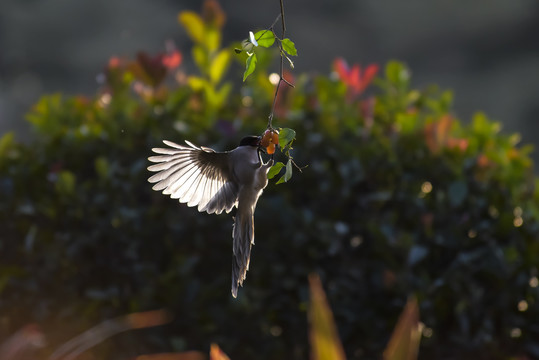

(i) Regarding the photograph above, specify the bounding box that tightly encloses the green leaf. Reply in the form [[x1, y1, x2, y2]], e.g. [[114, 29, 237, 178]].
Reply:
[[243, 53, 257, 82], [94, 156, 109, 179], [0, 132, 15, 158], [254, 30, 275, 48], [55, 170, 76, 195], [178, 11, 205, 44], [281, 38, 297, 56], [268, 162, 285, 179], [276, 159, 293, 184], [278, 128, 296, 149], [209, 49, 231, 84], [187, 76, 208, 91], [385, 60, 410, 86], [192, 45, 207, 73], [205, 27, 221, 52], [214, 83, 232, 107]]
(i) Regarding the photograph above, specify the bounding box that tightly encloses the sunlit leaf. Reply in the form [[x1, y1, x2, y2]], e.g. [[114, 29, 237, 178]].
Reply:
[[281, 38, 297, 56], [278, 128, 296, 149], [188, 76, 208, 91], [178, 11, 205, 44], [383, 297, 421, 360], [308, 273, 346, 360], [243, 53, 257, 82], [268, 162, 285, 179], [254, 30, 275, 48], [205, 27, 221, 52], [276, 159, 293, 184], [209, 49, 231, 84]]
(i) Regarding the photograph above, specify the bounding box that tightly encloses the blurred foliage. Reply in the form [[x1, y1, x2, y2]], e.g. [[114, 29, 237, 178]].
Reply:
[[1, 2, 539, 359]]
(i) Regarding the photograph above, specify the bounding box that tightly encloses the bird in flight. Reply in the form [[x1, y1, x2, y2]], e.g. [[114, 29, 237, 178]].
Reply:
[[147, 136, 273, 297]]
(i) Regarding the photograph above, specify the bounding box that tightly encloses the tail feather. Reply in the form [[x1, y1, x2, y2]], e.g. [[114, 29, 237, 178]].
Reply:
[[231, 207, 255, 298]]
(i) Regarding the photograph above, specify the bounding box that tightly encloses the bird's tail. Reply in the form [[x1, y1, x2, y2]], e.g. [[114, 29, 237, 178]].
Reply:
[[231, 205, 255, 298]]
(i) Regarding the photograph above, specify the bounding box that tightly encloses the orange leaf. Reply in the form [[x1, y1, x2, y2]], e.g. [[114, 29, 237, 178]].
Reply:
[[202, 0, 226, 28], [435, 115, 452, 148]]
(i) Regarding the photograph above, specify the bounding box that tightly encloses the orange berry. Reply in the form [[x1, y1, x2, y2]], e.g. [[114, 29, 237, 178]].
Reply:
[[260, 130, 272, 147], [271, 131, 279, 145], [266, 143, 276, 154]]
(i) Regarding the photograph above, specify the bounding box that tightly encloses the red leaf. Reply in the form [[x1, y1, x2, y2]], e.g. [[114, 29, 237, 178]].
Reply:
[[349, 64, 362, 93], [162, 51, 182, 70], [358, 63, 379, 93], [333, 58, 349, 82]]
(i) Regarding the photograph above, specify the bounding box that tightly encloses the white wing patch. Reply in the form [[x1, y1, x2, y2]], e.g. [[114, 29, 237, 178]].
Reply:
[[148, 140, 239, 214]]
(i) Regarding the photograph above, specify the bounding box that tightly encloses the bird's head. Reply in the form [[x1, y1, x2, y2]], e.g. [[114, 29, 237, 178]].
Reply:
[[239, 135, 262, 148]]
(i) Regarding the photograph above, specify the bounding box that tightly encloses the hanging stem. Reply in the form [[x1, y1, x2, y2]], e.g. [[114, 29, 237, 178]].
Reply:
[[268, 0, 294, 129]]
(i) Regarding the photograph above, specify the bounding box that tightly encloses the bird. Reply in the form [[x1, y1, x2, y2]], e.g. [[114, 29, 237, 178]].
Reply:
[[147, 136, 273, 297]]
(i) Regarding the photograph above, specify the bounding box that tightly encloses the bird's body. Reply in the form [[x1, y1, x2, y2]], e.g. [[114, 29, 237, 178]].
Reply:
[[147, 136, 273, 297]]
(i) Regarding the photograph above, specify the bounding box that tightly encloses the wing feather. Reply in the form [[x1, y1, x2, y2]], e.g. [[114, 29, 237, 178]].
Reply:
[[148, 140, 239, 214]]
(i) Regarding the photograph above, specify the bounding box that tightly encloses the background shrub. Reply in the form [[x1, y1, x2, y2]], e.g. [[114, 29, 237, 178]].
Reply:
[[1, 6, 538, 359]]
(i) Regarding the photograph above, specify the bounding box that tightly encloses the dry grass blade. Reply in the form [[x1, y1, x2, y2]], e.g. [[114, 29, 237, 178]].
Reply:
[[308, 273, 346, 360], [0, 324, 45, 360], [209, 343, 230, 360], [383, 297, 421, 360], [134, 351, 206, 360], [49, 309, 172, 360]]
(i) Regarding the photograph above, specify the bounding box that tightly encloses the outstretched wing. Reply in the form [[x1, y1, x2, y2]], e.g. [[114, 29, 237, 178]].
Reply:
[[147, 140, 239, 214]]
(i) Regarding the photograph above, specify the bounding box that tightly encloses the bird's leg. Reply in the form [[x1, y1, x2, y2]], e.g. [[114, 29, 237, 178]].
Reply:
[[263, 158, 274, 169]]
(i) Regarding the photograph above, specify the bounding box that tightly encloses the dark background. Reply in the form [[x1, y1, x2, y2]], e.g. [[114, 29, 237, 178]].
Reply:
[[1, 0, 539, 160]]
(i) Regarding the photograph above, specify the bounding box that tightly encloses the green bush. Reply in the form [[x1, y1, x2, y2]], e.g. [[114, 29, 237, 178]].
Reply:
[[1, 5, 539, 359]]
